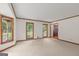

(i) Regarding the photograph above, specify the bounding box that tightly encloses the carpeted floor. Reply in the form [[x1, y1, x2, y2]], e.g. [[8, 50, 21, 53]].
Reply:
[[2, 38, 79, 56]]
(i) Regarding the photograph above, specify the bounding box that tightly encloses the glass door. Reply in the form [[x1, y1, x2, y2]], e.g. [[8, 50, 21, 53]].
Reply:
[[43, 24, 48, 38], [2, 17, 13, 43], [0, 15, 14, 44], [26, 22, 34, 39]]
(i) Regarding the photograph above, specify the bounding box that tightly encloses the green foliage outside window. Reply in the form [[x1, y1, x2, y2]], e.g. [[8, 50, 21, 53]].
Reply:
[[2, 19, 12, 42], [26, 23, 33, 38]]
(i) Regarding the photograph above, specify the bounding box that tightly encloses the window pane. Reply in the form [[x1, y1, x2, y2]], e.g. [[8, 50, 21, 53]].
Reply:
[[43, 24, 48, 37], [26, 23, 33, 39], [2, 19, 8, 42], [7, 21, 12, 41]]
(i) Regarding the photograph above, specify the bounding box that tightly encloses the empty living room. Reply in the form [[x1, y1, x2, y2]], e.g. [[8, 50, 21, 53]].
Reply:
[[0, 1, 79, 57]]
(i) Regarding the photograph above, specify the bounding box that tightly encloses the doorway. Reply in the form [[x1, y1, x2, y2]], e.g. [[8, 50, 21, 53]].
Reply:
[[26, 22, 34, 39], [53, 23, 58, 39]]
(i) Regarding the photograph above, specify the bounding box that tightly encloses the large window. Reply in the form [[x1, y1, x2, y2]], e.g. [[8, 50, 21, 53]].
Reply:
[[26, 22, 34, 39], [0, 15, 14, 44], [43, 24, 48, 37]]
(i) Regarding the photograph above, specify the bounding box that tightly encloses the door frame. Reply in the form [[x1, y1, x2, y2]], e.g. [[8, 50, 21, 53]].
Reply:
[[26, 22, 34, 39], [53, 23, 58, 39], [50, 24, 51, 38]]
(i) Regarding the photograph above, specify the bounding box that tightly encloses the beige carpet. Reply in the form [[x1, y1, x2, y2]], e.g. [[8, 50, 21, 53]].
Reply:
[[2, 38, 79, 56]]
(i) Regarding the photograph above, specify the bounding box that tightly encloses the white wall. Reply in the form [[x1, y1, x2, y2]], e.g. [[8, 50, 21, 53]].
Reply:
[[16, 19, 50, 41], [0, 3, 16, 51], [52, 16, 79, 44]]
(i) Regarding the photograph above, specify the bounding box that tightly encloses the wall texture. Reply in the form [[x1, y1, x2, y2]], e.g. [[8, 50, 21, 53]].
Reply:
[[52, 16, 79, 44], [16, 19, 51, 41], [0, 3, 16, 51]]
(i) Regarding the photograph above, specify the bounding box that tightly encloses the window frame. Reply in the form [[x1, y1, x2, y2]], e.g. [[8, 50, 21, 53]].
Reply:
[[0, 15, 14, 44], [26, 22, 34, 39], [43, 24, 48, 38]]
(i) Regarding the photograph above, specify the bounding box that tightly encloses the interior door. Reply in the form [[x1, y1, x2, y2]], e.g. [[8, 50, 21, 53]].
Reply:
[[53, 23, 58, 39]]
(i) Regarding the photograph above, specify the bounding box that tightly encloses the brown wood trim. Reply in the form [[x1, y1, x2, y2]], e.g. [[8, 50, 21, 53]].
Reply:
[[12, 18, 14, 41], [0, 15, 14, 44], [1, 41, 14, 44], [0, 14, 13, 19], [0, 44, 16, 52], [17, 17, 51, 23], [16, 40, 27, 42], [35, 38, 43, 39], [52, 15, 79, 23], [43, 24, 48, 38], [10, 4, 51, 23], [11, 4, 79, 23], [59, 39, 79, 45], [50, 24, 51, 38], [10, 3, 17, 18], [16, 38, 43, 42], [26, 22, 34, 39], [0, 15, 2, 44]]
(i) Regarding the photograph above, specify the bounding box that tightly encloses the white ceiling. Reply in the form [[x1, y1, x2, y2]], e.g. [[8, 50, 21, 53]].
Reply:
[[13, 3, 79, 22]]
